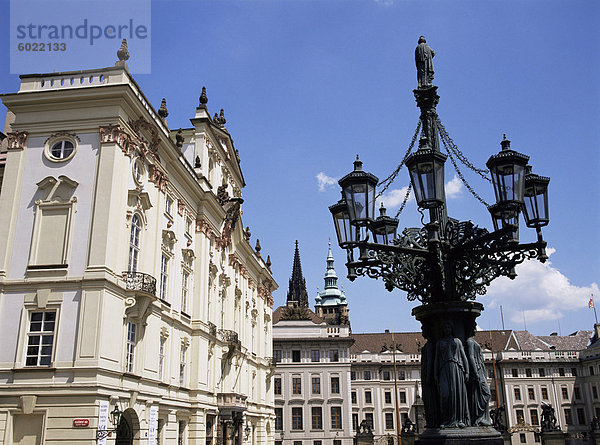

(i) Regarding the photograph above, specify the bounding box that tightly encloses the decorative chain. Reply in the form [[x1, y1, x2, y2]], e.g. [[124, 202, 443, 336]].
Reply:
[[394, 183, 412, 218], [376, 120, 421, 198], [444, 143, 490, 207], [436, 118, 491, 183]]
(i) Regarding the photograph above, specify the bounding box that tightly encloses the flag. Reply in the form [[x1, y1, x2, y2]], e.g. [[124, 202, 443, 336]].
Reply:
[[590, 295, 595, 309]]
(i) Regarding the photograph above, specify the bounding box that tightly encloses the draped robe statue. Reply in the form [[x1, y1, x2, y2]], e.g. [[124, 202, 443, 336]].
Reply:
[[435, 322, 470, 428], [415, 36, 435, 88], [466, 327, 491, 426], [421, 325, 439, 427]]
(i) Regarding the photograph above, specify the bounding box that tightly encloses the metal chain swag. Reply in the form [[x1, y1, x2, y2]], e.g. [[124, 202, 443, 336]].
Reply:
[[436, 119, 491, 182], [442, 137, 490, 207], [376, 119, 421, 198]]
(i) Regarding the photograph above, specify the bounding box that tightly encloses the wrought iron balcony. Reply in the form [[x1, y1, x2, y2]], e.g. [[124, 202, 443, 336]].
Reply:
[[218, 329, 240, 347], [122, 271, 156, 296]]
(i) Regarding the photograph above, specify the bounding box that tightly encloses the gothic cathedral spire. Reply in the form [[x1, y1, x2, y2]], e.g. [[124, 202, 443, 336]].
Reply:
[[287, 240, 309, 308]]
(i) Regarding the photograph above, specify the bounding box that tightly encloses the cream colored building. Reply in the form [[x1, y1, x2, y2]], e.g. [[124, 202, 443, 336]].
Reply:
[[0, 54, 276, 444]]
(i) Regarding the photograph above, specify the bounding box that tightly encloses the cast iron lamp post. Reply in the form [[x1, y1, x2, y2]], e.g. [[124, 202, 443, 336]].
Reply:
[[329, 37, 549, 444]]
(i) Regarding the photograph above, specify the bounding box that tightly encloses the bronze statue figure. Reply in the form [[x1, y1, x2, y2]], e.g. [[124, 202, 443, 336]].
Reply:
[[541, 402, 558, 432], [435, 321, 470, 427], [466, 324, 492, 426], [421, 325, 439, 427], [415, 36, 435, 88]]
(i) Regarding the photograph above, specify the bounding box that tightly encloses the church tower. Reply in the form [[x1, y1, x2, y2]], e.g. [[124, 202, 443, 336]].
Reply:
[[286, 240, 309, 308], [314, 242, 349, 326]]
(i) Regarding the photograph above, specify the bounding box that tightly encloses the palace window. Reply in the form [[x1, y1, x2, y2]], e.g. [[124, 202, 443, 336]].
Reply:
[[292, 407, 303, 430], [541, 387, 549, 400], [292, 377, 302, 394], [353, 414, 358, 431], [350, 371, 356, 380], [178, 420, 186, 445], [561, 387, 569, 400], [352, 391, 357, 404], [365, 391, 372, 404], [126, 321, 137, 373], [312, 377, 321, 394], [179, 344, 187, 386], [574, 386, 581, 400], [128, 214, 141, 272], [331, 377, 340, 394], [160, 254, 169, 301], [539, 368, 545, 377], [181, 270, 189, 314], [165, 195, 173, 216], [331, 407, 342, 429], [577, 408, 586, 425], [292, 350, 301, 362], [364, 413, 373, 429], [385, 391, 392, 404], [398, 370, 406, 380], [311, 407, 322, 430], [511, 368, 518, 377], [514, 387, 521, 401], [530, 409, 539, 426], [274, 377, 282, 395], [275, 408, 283, 430], [564, 408, 572, 425], [330, 349, 339, 362], [48, 139, 75, 161], [516, 409, 525, 424], [383, 370, 391, 380], [559, 367, 565, 376], [385, 413, 394, 430], [311, 349, 320, 362], [528, 387, 535, 400], [525, 368, 532, 377], [26, 311, 56, 366], [400, 391, 407, 404], [364, 370, 371, 380], [158, 336, 166, 380], [273, 350, 282, 363]]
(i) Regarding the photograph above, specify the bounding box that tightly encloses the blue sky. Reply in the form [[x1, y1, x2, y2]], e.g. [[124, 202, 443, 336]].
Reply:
[[1, 0, 598, 336]]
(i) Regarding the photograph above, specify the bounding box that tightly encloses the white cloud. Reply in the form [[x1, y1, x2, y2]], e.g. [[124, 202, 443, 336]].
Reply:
[[482, 248, 599, 327], [316, 172, 338, 192], [376, 186, 413, 210], [445, 175, 463, 199], [374, 0, 395, 5]]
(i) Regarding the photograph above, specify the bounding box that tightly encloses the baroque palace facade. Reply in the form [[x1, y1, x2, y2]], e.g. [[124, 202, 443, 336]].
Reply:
[[274, 244, 599, 445], [0, 49, 276, 444]]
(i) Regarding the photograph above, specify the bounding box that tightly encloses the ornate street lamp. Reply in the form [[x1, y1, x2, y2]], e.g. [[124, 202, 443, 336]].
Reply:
[[338, 155, 379, 228], [96, 405, 122, 440], [329, 37, 549, 444]]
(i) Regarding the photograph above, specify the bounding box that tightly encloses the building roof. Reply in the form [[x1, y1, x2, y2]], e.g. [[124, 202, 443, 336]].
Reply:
[[272, 305, 325, 325], [537, 330, 592, 350], [350, 330, 516, 355]]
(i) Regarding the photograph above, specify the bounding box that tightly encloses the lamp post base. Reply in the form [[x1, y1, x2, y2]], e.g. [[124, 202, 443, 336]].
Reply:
[[415, 426, 504, 445]]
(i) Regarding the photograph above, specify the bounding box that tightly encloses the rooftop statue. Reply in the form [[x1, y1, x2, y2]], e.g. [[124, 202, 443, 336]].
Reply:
[[415, 36, 435, 88]]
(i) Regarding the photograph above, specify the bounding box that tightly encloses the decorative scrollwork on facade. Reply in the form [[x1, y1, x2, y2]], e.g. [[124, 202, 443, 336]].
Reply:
[[128, 117, 160, 156], [148, 164, 169, 192]]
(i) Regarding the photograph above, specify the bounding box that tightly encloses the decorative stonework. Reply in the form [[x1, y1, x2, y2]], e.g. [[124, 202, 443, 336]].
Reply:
[[182, 248, 195, 265], [45, 131, 81, 145], [128, 117, 160, 156], [161, 229, 177, 251], [148, 164, 169, 192], [99, 124, 131, 154], [6, 131, 28, 150], [196, 218, 216, 238], [177, 199, 185, 216]]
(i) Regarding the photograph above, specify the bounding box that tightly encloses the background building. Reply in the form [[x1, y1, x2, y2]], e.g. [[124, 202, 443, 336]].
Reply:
[[272, 242, 597, 445], [273, 243, 354, 445], [0, 51, 276, 444]]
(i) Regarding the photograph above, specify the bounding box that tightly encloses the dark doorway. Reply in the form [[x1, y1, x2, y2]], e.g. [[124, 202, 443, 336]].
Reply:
[[116, 415, 133, 445]]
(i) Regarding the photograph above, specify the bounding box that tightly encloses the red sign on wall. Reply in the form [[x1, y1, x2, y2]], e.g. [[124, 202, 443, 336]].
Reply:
[[73, 418, 90, 427]]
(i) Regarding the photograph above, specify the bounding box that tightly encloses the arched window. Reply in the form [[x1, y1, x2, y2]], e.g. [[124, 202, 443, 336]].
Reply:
[[128, 215, 141, 272]]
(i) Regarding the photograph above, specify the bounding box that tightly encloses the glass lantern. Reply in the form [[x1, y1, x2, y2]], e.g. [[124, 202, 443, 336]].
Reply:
[[338, 156, 379, 226], [522, 166, 550, 228], [486, 135, 530, 206], [405, 148, 447, 209], [371, 203, 399, 245]]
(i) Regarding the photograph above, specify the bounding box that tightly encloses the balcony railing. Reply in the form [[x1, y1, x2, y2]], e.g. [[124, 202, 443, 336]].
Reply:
[[218, 329, 240, 347], [122, 271, 157, 296]]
